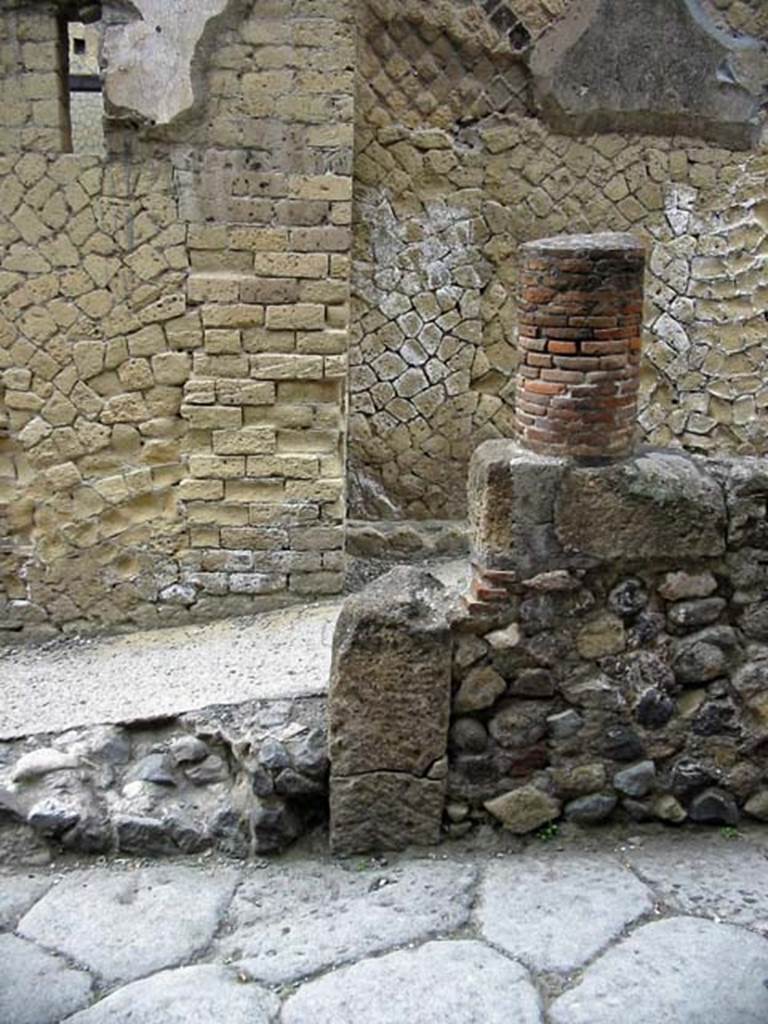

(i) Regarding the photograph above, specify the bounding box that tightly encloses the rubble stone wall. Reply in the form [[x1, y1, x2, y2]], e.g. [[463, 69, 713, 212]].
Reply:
[[0, 698, 329, 861], [0, 0, 353, 639], [446, 441, 768, 837]]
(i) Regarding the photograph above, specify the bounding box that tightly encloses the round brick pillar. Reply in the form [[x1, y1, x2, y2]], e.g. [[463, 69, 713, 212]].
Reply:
[[515, 232, 645, 458]]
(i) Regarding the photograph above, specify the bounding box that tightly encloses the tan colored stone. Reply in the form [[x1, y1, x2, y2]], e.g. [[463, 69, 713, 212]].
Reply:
[[577, 614, 627, 660], [485, 786, 561, 835], [212, 428, 275, 455]]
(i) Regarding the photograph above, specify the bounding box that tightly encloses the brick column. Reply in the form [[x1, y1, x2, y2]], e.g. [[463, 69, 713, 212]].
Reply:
[[515, 233, 645, 459]]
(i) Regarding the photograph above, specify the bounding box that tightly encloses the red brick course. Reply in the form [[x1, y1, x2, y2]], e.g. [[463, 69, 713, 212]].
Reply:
[[515, 232, 645, 458]]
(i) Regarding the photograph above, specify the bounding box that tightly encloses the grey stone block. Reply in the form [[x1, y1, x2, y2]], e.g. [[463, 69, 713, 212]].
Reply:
[[479, 855, 652, 972], [329, 567, 451, 853], [330, 772, 446, 855], [18, 865, 238, 985], [530, 0, 767, 148], [0, 934, 92, 1024], [218, 860, 477, 984], [281, 941, 543, 1024], [555, 451, 726, 563], [550, 917, 768, 1024]]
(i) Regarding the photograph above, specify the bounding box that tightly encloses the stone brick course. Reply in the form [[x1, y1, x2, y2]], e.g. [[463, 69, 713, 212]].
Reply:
[[0, 0, 354, 639]]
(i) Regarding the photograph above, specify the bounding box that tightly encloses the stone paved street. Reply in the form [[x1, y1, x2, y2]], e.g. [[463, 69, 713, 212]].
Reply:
[[2, 827, 768, 1023]]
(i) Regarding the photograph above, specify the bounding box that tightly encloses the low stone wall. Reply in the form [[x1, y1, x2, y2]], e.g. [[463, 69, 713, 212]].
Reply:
[[452, 442, 768, 835], [0, 698, 328, 862], [329, 442, 768, 852]]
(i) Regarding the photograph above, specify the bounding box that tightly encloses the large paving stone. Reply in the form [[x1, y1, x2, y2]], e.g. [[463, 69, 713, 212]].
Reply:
[[219, 859, 477, 983], [0, 933, 92, 1024], [478, 854, 653, 972], [0, 873, 51, 929], [627, 837, 768, 933], [282, 940, 543, 1024], [18, 865, 238, 985], [64, 965, 280, 1024], [550, 917, 768, 1024]]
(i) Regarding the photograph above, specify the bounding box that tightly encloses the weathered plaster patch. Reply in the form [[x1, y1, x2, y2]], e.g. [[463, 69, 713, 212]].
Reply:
[[102, 0, 230, 125]]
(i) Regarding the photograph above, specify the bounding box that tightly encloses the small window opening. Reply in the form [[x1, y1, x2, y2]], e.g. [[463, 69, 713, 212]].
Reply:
[[67, 20, 105, 155]]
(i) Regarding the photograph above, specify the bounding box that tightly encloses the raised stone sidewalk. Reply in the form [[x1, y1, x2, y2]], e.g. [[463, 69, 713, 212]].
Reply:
[[2, 828, 768, 1023]]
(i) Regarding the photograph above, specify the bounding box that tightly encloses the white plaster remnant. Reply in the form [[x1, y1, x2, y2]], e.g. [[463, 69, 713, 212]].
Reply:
[[102, 0, 229, 125]]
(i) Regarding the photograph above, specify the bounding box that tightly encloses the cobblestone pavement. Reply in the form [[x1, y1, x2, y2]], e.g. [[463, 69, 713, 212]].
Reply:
[[2, 825, 768, 1023]]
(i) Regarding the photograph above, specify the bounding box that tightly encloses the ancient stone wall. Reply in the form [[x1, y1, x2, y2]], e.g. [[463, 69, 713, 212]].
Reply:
[[2, 0, 768, 640], [447, 441, 768, 836], [0, 698, 329, 859], [0, 0, 353, 639], [329, 443, 768, 853], [349, 0, 768, 521]]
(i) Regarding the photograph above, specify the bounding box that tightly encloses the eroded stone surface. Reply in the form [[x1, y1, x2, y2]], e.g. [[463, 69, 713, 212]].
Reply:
[[218, 860, 477, 983], [0, 933, 92, 1024], [329, 567, 451, 853], [330, 772, 446, 855], [531, 0, 767, 147], [281, 940, 543, 1024], [0, 874, 51, 929], [627, 837, 768, 933], [479, 854, 653, 972], [329, 567, 451, 776], [550, 917, 768, 1024], [555, 451, 726, 562], [65, 965, 280, 1024], [18, 865, 238, 984]]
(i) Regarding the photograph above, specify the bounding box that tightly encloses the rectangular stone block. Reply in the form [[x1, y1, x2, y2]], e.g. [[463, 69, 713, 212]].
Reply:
[[328, 568, 451, 854], [330, 773, 446, 855], [212, 427, 275, 455], [291, 174, 352, 200], [555, 450, 727, 562], [329, 568, 451, 776], [201, 304, 265, 328], [187, 273, 242, 304], [265, 304, 325, 330], [224, 480, 285, 502], [469, 439, 565, 577], [220, 526, 289, 549], [250, 354, 324, 379], [228, 572, 286, 594], [216, 379, 275, 406], [188, 455, 246, 479], [180, 405, 242, 429], [252, 253, 328, 279], [177, 479, 224, 501]]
